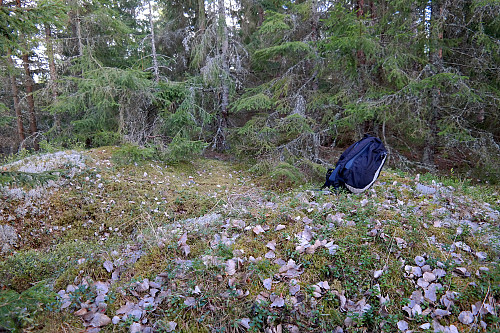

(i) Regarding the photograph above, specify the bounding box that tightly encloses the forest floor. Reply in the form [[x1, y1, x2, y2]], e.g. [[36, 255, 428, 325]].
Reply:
[[0, 147, 499, 333]]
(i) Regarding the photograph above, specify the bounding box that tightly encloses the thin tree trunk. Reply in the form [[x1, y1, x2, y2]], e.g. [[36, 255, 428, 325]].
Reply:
[[75, 7, 83, 56], [45, 24, 60, 131], [16, 0, 38, 150], [356, 0, 366, 65], [22, 52, 39, 151], [311, 0, 319, 91], [423, 0, 443, 167], [148, 0, 159, 82], [7, 49, 25, 145], [198, 0, 206, 32], [215, 0, 229, 151]]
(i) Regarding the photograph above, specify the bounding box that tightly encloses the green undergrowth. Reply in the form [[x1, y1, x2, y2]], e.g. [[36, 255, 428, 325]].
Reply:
[[0, 148, 499, 332]]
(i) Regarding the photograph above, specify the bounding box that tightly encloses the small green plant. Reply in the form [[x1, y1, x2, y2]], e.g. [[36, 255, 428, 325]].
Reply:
[[269, 162, 305, 189], [67, 284, 96, 310], [112, 143, 158, 165], [0, 283, 57, 333], [163, 136, 207, 163], [215, 244, 234, 260], [249, 301, 277, 332]]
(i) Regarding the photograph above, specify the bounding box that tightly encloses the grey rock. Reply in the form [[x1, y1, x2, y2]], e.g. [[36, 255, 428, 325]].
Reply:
[[112, 316, 120, 325]]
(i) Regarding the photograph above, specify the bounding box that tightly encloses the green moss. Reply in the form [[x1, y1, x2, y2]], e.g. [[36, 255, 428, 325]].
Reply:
[[0, 241, 99, 292]]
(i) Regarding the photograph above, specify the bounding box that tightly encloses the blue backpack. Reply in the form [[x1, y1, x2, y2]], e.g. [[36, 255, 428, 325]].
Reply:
[[321, 135, 387, 193]]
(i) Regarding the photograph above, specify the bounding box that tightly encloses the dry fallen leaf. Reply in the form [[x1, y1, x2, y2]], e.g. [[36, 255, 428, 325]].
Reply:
[[165, 321, 177, 332], [270, 294, 285, 307], [184, 297, 196, 307], [239, 318, 251, 329], [266, 240, 277, 251], [397, 320, 408, 331], [253, 225, 265, 234], [263, 278, 272, 290], [265, 251, 276, 259], [458, 311, 474, 325], [103, 260, 113, 273], [178, 232, 188, 246], [226, 259, 236, 276]]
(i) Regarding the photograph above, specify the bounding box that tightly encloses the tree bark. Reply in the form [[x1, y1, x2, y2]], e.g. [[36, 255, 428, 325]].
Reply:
[[423, 0, 443, 167], [16, 0, 38, 150], [356, 0, 366, 65], [311, 0, 319, 91], [22, 52, 39, 150], [45, 24, 60, 131], [7, 49, 25, 145], [75, 7, 83, 56], [197, 0, 206, 32], [148, 0, 159, 82], [215, 0, 229, 151]]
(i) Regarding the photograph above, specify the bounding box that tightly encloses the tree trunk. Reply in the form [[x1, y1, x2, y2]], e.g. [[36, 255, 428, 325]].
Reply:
[[356, 0, 366, 65], [148, 0, 159, 82], [423, 0, 443, 167], [75, 7, 83, 56], [311, 0, 319, 91], [16, 0, 38, 150], [7, 49, 25, 145], [22, 52, 39, 151], [215, 0, 229, 151], [45, 24, 60, 131], [197, 0, 206, 32]]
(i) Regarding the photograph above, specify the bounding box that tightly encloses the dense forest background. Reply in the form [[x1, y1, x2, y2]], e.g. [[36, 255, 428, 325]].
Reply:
[[1, 0, 499, 182]]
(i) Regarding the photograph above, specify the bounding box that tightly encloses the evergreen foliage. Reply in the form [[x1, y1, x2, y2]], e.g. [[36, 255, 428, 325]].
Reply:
[[0, 283, 57, 333], [0, 0, 499, 180]]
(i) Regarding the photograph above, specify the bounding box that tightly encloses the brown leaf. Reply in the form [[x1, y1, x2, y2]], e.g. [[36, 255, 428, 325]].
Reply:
[[266, 241, 277, 251], [184, 297, 196, 307], [253, 225, 265, 234], [178, 232, 188, 246], [263, 278, 272, 290], [226, 259, 236, 276]]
